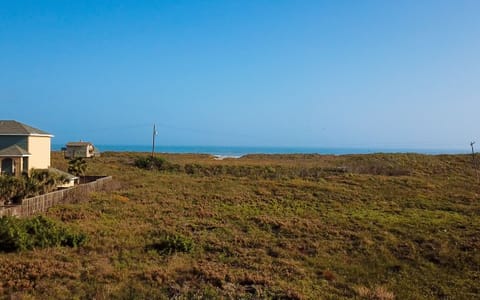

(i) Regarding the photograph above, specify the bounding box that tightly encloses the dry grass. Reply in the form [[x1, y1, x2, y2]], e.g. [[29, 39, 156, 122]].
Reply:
[[0, 151, 478, 299], [355, 285, 395, 300]]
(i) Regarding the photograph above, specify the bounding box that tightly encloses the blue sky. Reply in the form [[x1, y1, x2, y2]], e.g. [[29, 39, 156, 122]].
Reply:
[[1, 0, 479, 149]]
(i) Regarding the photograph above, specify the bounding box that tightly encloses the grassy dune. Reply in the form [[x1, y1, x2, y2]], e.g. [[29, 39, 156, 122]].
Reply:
[[0, 151, 479, 299]]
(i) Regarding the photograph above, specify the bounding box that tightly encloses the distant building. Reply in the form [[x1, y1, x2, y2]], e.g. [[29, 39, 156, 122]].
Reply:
[[65, 141, 99, 159], [0, 120, 52, 176]]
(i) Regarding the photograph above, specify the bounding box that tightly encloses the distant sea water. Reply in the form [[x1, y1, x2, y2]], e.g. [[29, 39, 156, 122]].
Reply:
[[53, 144, 468, 158]]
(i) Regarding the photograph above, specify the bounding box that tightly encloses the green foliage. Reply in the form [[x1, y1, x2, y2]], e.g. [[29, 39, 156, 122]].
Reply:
[[134, 156, 182, 172], [0, 175, 24, 204], [0, 170, 68, 205], [0, 216, 29, 252], [149, 233, 195, 255], [68, 157, 87, 177], [0, 216, 87, 252], [135, 156, 348, 179], [27, 169, 69, 195]]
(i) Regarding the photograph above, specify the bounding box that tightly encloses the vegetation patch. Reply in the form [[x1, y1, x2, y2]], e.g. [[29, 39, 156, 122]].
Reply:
[[147, 233, 195, 255], [135, 155, 350, 180], [0, 216, 87, 252], [1, 151, 478, 299], [134, 156, 182, 172], [0, 170, 69, 205], [68, 157, 88, 177]]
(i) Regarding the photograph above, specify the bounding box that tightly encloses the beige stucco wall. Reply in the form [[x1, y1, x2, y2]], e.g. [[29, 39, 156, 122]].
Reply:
[[27, 135, 51, 169]]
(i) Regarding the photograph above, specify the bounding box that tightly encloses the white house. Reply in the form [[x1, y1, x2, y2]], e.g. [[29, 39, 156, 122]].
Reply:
[[65, 141, 99, 159]]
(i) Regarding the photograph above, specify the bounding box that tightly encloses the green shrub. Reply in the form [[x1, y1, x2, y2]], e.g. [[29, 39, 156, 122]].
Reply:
[[149, 233, 194, 255], [0, 216, 87, 252], [0, 216, 29, 252], [134, 156, 181, 172], [68, 157, 88, 177], [0, 171, 69, 205], [184, 163, 202, 175]]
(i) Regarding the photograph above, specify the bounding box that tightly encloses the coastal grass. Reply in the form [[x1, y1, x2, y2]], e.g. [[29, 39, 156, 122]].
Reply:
[[0, 151, 478, 299]]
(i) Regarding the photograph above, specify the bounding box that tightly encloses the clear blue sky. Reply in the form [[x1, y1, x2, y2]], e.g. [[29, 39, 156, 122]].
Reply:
[[1, 0, 479, 149]]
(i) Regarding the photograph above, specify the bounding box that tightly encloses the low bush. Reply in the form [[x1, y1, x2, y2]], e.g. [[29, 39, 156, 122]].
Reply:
[[134, 156, 182, 172], [148, 233, 194, 255], [0, 175, 24, 204], [0, 216, 87, 252]]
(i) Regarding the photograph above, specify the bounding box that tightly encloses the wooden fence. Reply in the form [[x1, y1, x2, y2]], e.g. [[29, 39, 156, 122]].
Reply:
[[0, 176, 113, 217]]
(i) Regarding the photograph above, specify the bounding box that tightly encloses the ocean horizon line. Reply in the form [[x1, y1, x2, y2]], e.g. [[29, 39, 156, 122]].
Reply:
[[52, 144, 469, 156]]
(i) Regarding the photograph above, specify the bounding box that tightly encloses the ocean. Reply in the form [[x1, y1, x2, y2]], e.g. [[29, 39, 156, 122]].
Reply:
[[52, 144, 468, 157]]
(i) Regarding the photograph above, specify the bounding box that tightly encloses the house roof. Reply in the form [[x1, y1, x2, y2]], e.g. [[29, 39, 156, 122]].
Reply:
[[47, 168, 79, 180], [0, 145, 32, 157], [67, 142, 93, 147], [0, 120, 53, 137]]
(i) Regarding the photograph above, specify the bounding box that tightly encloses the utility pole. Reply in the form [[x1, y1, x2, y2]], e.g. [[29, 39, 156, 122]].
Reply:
[[152, 124, 158, 160], [471, 142, 476, 162], [471, 141, 478, 182]]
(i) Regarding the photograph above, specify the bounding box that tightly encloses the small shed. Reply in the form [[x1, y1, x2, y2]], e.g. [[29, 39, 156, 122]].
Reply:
[[65, 141, 99, 159]]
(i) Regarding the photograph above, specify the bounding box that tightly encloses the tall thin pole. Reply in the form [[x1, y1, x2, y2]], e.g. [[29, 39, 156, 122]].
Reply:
[[471, 142, 476, 163], [471, 141, 478, 182], [152, 124, 157, 159]]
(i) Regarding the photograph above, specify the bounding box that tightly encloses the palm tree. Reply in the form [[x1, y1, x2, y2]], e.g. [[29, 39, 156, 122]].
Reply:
[[68, 158, 87, 182]]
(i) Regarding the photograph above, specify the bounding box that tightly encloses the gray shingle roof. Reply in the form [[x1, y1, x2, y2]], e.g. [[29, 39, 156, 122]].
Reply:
[[0, 120, 52, 136], [0, 145, 31, 157], [67, 142, 93, 147]]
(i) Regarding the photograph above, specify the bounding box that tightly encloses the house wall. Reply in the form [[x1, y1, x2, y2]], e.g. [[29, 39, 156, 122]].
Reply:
[[0, 136, 27, 150], [66, 146, 88, 158], [27, 136, 51, 169], [65, 145, 95, 158]]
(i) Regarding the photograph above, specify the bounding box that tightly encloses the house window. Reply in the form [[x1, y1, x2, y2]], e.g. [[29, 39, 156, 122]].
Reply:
[[23, 157, 28, 173], [1, 158, 13, 175]]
